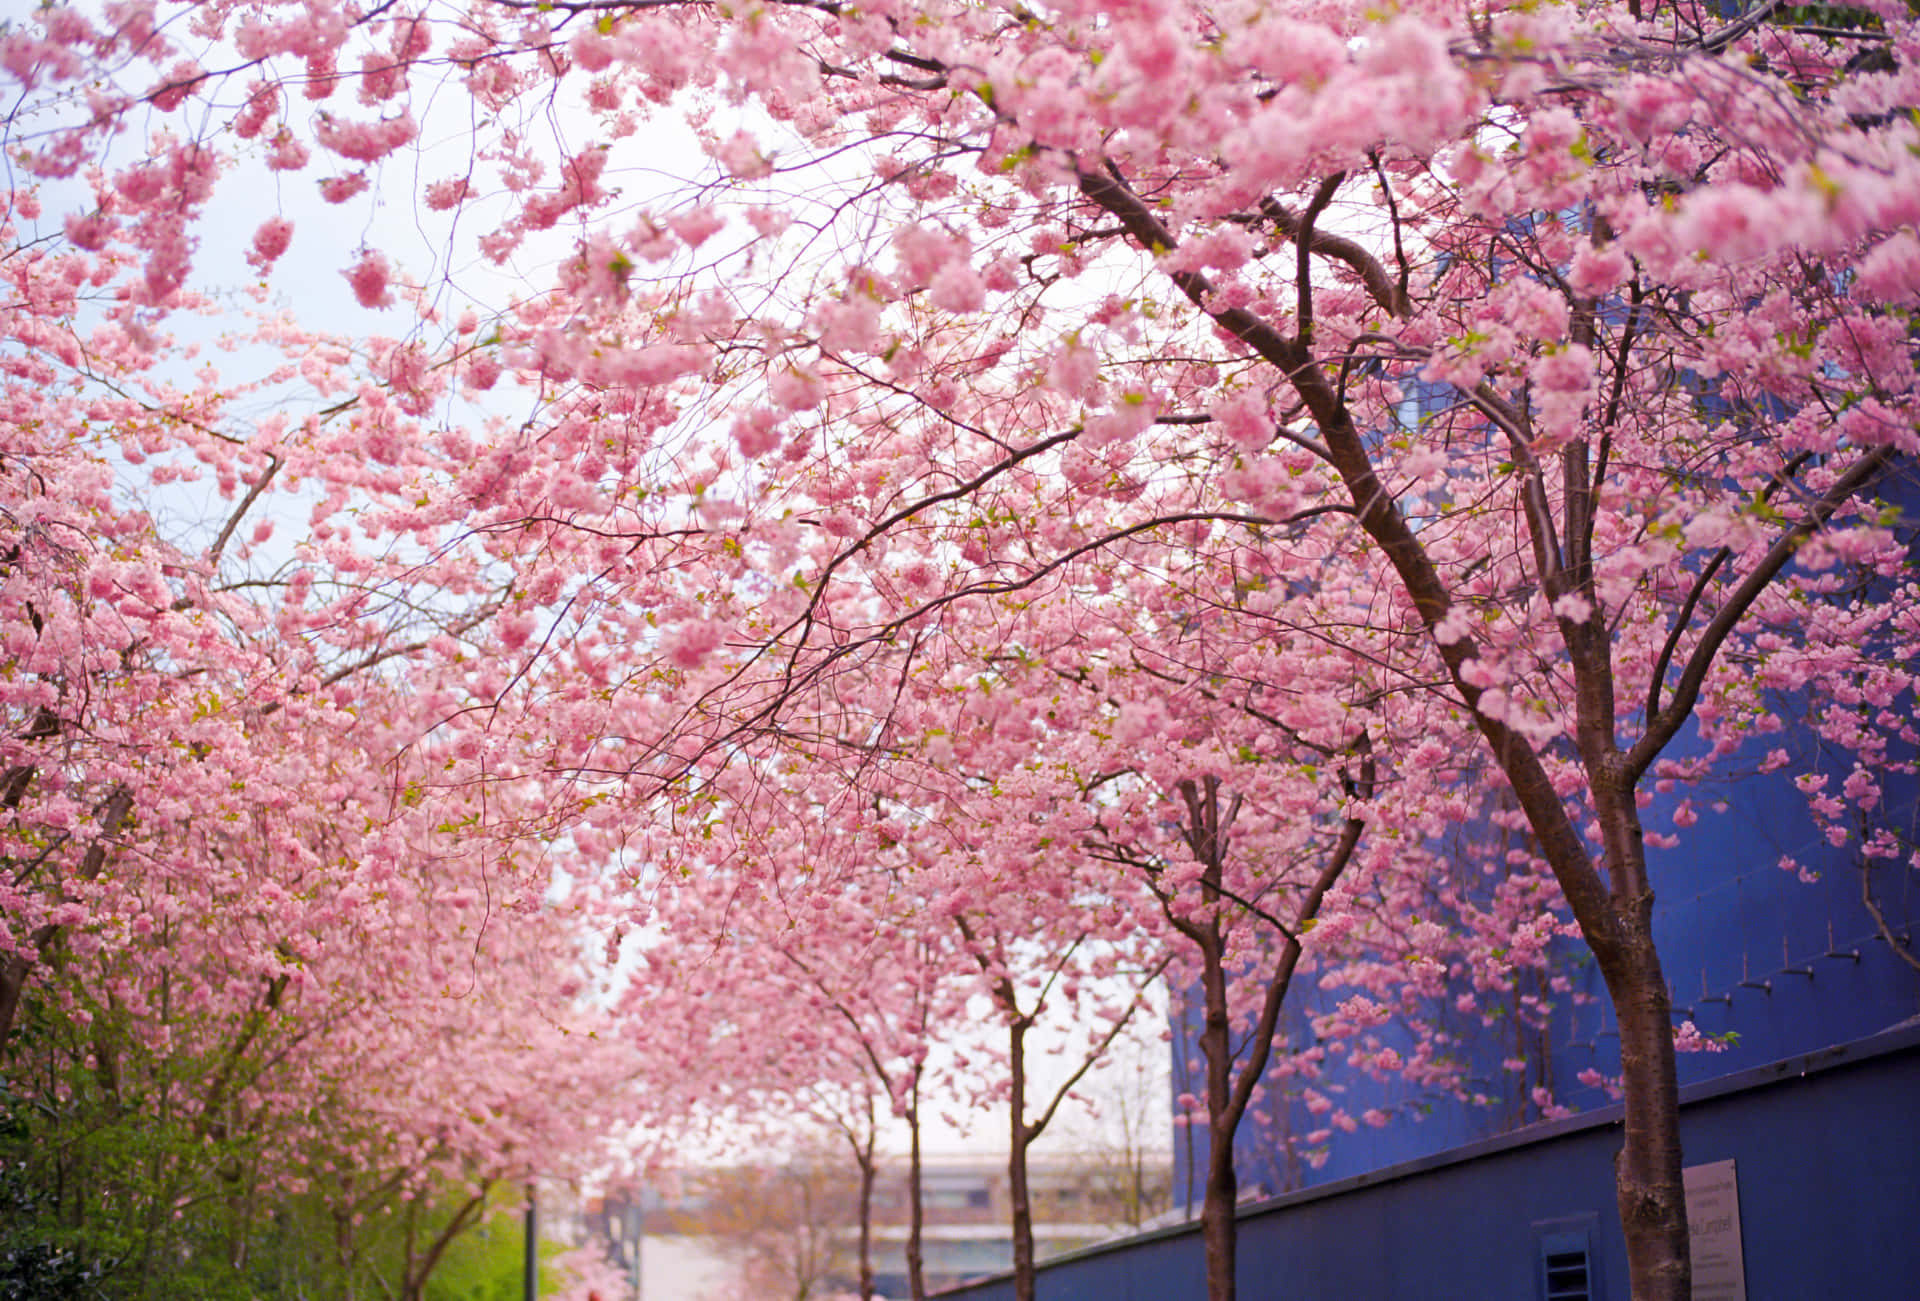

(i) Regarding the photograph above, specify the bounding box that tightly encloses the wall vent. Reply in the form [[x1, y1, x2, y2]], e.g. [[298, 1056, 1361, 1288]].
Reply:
[[1541, 1233, 1592, 1301], [1532, 1215, 1600, 1301]]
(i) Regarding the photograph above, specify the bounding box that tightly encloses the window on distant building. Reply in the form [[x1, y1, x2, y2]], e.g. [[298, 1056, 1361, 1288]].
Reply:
[[923, 1182, 993, 1211]]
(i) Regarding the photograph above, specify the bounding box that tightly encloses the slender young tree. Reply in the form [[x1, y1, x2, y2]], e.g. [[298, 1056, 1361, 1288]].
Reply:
[[618, 773, 959, 1301], [808, 1079, 884, 1301]]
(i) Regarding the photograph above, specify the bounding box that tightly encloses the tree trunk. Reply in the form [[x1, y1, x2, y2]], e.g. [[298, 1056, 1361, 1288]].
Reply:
[[1165, 775, 1360, 1301], [0, 715, 58, 1052], [1605, 930, 1688, 1301], [1200, 1126, 1238, 1301], [905, 1074, 927, 1301], [335, 1210, 358, 1301], [1314, 372, 1693, 1301], [1007, 1016, 1036, 1301], [856, 1149, 876, 1301], [1196, 932, 1238, 1301], [1584, 769, 1687, 1301], [403, 1188, 492, 1301], [0, 786, 133, 1054], [0, 950, 32, 1054]]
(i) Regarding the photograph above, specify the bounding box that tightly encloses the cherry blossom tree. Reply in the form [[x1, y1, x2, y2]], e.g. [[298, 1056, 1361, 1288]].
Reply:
[[613, 631, 1175, 1301], [803, 1077, 887, 1301], [692, 539, 1530, 1301], [2, 669, 643, 1298], [951, 543, 1536, 1300], [615, 774, 961, 1301]]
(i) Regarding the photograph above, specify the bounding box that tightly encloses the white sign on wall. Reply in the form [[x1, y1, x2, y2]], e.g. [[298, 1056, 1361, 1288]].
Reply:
[[1683, 1158, 1747, 1301]]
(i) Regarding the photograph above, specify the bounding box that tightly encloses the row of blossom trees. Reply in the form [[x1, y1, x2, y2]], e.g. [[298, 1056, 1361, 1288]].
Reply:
[[4, 1, 1918, 1298], [0, 116, 646, 1292], [0, 430, 641, 1293]]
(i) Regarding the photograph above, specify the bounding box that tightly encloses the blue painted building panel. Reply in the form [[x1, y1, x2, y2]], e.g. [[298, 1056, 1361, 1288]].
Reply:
[[940, 1026, 1920, 1301], [1172, 716, 1920, 1201]]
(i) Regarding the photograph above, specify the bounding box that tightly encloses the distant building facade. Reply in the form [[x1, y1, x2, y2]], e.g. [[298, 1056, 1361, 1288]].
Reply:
[[583, 1152, 1160, 1300]]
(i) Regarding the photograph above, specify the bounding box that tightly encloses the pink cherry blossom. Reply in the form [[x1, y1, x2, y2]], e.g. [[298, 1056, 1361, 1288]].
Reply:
[[344, 248, 394, 308]]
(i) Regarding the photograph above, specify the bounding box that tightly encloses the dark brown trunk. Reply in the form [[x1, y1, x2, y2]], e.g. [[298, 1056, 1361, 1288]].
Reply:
[[0, 920, 57, 1053], [1007, 1016, 1036, 1301], [1200, 1130, 1238, 1301], [856, 1150, 876, 1301], [1586, 771, 1689, 1301], [0, 725, 49, 1043], [1310, 368, 1693, 1301], [335, 1209, 358, 1301], [0, 950, 31, 1051], [1197, 938, 1238, 1301], [905, 1074, 927, 1301], [402, 1189, 489, 1301], [1604, 928, 1688, 1301], [0, 786, 133, 1054], [1070, 164, 1694, 1294]]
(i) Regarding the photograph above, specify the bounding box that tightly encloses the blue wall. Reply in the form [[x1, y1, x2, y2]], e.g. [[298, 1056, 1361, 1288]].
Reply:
[[939, 1023, 1920, 1301], [1168, 712, 1920, 1201]]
